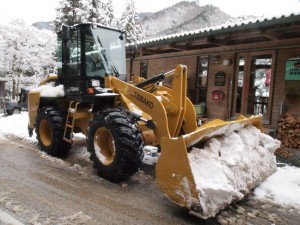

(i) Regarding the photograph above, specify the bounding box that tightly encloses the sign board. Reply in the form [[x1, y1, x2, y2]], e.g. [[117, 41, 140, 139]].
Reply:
[[214, 71, 226, 86], [285, 59, 300, 80]]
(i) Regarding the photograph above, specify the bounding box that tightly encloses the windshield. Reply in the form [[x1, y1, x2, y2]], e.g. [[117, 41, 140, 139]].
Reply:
[[85, 26, 126, 80]]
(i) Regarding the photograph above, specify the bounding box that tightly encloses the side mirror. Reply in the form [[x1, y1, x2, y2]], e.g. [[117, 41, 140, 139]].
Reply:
[[119, 31, 126, 40]]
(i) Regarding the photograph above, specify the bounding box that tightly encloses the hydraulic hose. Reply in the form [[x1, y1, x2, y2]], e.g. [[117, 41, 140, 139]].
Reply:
[[135, 73, 165, 89]]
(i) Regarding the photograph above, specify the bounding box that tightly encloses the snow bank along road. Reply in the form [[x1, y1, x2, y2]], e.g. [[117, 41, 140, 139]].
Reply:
[[0, 113, 300, 225]]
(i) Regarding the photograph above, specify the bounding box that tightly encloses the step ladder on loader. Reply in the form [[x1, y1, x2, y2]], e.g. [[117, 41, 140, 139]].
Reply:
[[63, 101, 79, 143]]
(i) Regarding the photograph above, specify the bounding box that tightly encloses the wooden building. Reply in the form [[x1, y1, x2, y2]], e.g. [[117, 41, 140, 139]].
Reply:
[[126, 13, 300, 129]]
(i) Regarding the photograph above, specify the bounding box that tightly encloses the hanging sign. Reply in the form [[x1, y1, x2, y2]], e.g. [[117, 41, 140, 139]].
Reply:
[[285, 58, 300, 80], [214, 71, 226, 86]]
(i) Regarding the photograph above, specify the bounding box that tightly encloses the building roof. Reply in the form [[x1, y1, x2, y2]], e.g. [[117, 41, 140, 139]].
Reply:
[[0, 78, 10, 82], [127, 12, 300, 56]]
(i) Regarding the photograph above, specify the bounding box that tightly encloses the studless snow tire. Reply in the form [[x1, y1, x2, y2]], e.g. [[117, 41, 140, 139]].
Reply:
[[87, 107, 144, 182], [36, 107, 71, 157]]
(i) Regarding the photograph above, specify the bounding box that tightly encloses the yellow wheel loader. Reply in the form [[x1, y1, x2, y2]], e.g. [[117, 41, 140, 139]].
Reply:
[[27, 23, 279, 219]]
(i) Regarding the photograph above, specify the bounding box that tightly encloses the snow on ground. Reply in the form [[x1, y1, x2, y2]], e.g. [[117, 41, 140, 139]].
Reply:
[[254, 165, 300, 209], [0, 112, 300, 214], [0, 209, 24, 225], [0, 112, 37, 142]]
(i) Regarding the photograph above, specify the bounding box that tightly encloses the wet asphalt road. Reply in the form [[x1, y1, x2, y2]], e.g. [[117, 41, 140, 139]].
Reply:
[[0, 135, 299, 225]]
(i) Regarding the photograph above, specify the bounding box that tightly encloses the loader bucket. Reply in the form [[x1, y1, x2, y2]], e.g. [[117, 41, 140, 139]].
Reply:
[[156, 115, 280, 219]]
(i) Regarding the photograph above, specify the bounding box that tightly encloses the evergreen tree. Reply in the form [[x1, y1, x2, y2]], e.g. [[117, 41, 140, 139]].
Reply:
[[120, 0, 144, 44], [54, 0, 81, 31], [105, 0, 116, 27], [54, 0, 116, 31], [80, 0, 103, 23], [93, 0, 112, 26]]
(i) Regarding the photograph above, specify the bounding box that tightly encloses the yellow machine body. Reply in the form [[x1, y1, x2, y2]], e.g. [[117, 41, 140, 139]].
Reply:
[[28, 64, 275, 219], [105, 65, 268, 218]]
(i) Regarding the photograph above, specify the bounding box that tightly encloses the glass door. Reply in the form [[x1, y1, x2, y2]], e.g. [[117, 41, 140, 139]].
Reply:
[[233, 51, 275, 123], [194, 56, 208, 116]]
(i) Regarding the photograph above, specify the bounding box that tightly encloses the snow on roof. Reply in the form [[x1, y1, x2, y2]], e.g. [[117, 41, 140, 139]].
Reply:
[[127, 12, 300, 48]]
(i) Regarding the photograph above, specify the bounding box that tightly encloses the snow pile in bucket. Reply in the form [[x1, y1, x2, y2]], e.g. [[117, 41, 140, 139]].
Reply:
[[188, 125, 280, 218], [31, 83, 65, 97]]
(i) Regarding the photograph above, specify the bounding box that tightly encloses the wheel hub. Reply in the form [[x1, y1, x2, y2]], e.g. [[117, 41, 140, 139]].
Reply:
[[39, 119, 52, 147], [94, 127, 116, 165]]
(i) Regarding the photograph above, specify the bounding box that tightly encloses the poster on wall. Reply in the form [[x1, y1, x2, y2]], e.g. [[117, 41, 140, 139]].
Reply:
[[215, 71, 226, 86], [285, 58, 300, 80]]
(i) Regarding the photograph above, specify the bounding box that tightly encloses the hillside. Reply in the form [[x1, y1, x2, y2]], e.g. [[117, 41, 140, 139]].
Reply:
[[141, 1, 205, 37], [30, 1, 257, 40], [32, 21, 54, 31], [155, 5, 231, 36], [140, 2, 235, 38]]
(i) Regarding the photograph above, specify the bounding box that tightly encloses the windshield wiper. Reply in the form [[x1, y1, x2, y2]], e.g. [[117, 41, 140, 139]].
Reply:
[[97, 36, 119, 77]]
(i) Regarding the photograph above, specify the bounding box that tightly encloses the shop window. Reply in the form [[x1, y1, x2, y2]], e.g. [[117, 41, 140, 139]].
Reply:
[[195, 56, 209, 105], [198, 57, 208, 86], [247, 55, 272, 118]]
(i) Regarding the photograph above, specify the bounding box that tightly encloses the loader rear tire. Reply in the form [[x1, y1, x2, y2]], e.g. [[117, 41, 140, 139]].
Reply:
[[87, 107, 144, 182], [36, 107, 71, 157]]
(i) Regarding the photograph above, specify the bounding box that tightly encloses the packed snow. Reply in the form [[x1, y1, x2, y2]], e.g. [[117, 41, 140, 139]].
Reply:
[[30, 83, 65, 97], [0, 209, 24, 225], [188, 125, 280, 218], [0, 113, 300, 217], [254, 165, 300, 209]]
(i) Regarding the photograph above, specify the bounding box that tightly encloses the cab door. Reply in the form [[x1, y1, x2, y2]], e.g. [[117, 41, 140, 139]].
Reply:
[[60, 28, 82, 95]]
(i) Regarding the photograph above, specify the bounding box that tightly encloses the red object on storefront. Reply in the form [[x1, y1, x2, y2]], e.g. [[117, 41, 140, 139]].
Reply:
[[211, 90, 223, 101]]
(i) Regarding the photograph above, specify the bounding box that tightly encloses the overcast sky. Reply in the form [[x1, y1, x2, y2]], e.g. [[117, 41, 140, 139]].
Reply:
[[0, 0, 299, 25]]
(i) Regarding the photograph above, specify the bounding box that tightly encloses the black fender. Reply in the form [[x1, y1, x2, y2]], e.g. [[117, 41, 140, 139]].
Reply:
[[92, 93, 119, 113]]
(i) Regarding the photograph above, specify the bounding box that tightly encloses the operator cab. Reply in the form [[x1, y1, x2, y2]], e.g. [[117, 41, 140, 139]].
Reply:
[[57, 23, 126, 103]]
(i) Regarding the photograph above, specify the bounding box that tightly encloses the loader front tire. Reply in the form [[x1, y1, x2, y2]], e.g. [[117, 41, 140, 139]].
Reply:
[[36, 107, 71, 157], [87, 107, 144, 182]]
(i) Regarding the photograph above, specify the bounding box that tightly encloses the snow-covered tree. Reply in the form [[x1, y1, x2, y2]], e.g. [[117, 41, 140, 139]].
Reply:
[[0, 19, 56, 98], [90, 0, 116, 26], [105, 0, 116, 27], [120, 0, 144, 44], [54, 0, 81, 31], [54, 0, 116, 31], [79, 0, 101, 23], [0, 35, 4, 76]]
